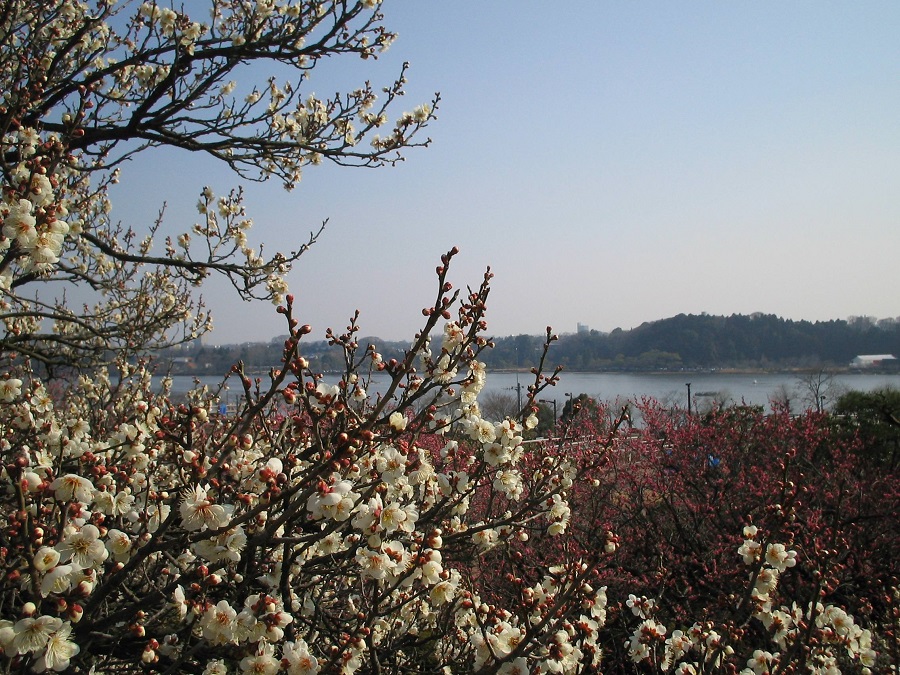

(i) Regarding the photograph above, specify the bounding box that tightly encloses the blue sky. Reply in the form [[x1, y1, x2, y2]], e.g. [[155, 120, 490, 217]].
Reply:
[[113, 2, 900, 344]]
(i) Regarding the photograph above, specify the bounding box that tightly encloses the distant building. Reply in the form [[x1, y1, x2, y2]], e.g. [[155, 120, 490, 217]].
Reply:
[[849, 354, 899, 369], [577, 323, 590, 334]]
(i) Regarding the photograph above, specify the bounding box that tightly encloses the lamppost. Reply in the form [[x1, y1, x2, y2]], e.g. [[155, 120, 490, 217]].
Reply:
[[539, 399, 557, 438], [685, 382, 692, 416], [539, 398, 557, 420], [562, 392, 575, 421]]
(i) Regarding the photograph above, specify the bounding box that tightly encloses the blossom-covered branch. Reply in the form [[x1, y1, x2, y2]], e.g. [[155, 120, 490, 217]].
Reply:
[[0, 0, 438, 367]]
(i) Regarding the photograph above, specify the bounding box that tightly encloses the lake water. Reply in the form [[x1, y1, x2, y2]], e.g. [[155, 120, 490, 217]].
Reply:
[[161, 370, 899, 413], [466, 371, 899, 413]]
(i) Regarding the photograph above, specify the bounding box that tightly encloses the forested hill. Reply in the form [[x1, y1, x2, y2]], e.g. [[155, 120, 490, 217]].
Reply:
[[482, 314, 900, 371], [168, 314, 900, 374]]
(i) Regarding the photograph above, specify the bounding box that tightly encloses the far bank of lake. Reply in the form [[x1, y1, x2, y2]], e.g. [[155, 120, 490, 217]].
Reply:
[[160, 371, 899, 414]]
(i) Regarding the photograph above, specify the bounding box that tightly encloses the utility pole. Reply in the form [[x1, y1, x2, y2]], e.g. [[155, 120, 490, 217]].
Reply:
[[506, 380, 523, 411]]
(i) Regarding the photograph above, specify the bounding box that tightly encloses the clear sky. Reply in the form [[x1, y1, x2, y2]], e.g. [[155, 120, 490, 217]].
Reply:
[[112, 1, 900, 345]]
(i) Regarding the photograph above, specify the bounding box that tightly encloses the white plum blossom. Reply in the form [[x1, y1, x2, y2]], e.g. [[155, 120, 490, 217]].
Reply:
[[418, 551, 443, 585], [32, 622, 80, 673], [50, 474, 94, 503], [493, 469, 523, 499], [355, 546, 395, 581], [306, 479, 357, 521], [239, 642, 279, 674], [105, 529, 134, 562], [744, 649, 774, 675], [2, 199, 38, 246], [33, 547, 61, 573], [93, 489, 135, 516], [389, 411, 407, 431], [662, 629, 693, 670], [472, 527, 499, 551], [430, 579, 458, 606], [0, 621, 14, 655], [753, 567, 780, 604], [40, 564, 79, 597], [374, 445, 406, 484], [201, 601, 239, 645], [12, 615, 62, 655], [484, 442, 512, 467], [180, 484, 231, 531], [282, 639, 319, 675], [738, 537, 763, 565], [472, 417, 496, 445], [203, 659, 229, 675], [0, 377, 23, 402], [192, 526, 247, 563], [627, 594, 656, 620], [764, 543, 797, 573], [57, 524, 109, 568], [379, 500, 417, 535]]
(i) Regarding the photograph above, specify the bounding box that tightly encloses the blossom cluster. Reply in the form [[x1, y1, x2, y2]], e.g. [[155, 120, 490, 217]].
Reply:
[[623, 528, 876, 673], [0, 256, 623, 673]]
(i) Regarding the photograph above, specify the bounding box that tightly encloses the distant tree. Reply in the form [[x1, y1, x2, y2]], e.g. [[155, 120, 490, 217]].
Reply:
[[692, 389, 733, 415], [560, 392, 600, 425], [833, 387, 900, 468], [768, 383, 795, 411], [796, 370, 842, 412], [479, 390, 518, 421], [533, 398, 557, 436]]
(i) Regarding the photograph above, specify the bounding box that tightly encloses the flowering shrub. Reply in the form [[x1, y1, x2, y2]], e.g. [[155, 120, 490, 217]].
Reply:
[[0, 253, 625, 673], [540, 400, 899, 673]]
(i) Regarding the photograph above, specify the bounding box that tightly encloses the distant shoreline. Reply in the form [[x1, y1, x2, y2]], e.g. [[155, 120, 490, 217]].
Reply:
[[488, 366, 900, 376], [159, 364, 900, 378]]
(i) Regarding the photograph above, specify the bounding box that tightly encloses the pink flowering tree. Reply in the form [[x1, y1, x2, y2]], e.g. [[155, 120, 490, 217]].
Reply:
[[543, 399, 897, 673]]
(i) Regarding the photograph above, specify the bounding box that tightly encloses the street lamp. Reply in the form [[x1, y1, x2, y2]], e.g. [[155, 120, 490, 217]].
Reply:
[[563, 392, 576, 419], [685, 382, 692, 416], [539, 398, 558, 420], [539, 399, 557, 439]]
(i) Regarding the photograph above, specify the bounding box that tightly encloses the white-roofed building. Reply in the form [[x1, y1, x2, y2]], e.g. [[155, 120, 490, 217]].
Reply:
[[849, 354, 898, 369]]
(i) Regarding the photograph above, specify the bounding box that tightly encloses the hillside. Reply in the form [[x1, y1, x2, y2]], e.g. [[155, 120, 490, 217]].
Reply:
[[160, 314, 900, 374], [482, 314, 900, 371]]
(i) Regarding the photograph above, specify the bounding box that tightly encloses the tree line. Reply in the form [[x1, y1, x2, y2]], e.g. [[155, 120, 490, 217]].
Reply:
[[168, 313, 900, 375], [483, 313, 900, 371]]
